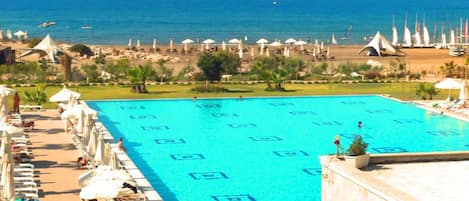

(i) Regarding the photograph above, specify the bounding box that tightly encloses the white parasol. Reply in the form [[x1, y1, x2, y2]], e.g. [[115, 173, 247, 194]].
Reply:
[[435, 78, 462, 99], [459, 81, 467, 100], [50, 86, 80, 102], [285, 38, 297, 44], [256, 38, 269, 44], [229, 38, 241, 44]]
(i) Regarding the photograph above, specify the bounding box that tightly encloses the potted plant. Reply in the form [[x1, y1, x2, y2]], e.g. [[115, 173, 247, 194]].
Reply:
[[346, 135, 370, 169]]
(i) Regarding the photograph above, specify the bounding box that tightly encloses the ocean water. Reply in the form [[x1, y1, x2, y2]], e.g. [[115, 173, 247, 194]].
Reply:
[[88, 96, 469, 201], [1, 0, 468, 45]]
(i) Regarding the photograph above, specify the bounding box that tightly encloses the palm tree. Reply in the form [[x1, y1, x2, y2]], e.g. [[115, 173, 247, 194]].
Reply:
[[416, 83, 439, 100], [24, 84, 47, 105], [127, 63, 156, 93]]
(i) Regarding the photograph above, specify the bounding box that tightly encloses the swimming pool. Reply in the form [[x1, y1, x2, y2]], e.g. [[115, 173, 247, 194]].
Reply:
[[87, 96, 469, 201]]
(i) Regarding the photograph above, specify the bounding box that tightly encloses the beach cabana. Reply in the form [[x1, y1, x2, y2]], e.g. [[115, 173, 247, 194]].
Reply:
[[358, 32, 397, 56], [19, 34, 64, 63]]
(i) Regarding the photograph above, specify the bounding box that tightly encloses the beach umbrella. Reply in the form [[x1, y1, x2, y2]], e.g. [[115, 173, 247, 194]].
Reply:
[[181, 39, 193, 44], [1, 163, 14, 201], [285, 38, 297, 44], [110, 151, 120, 170], [435, 78, 462, 99], [169, 39, 174, 50], [97, 46, 102, 57], [320, 41, 324, 51], [222, 41, 226, 51], [50, 86, 80, 102], [102, 143, 111, 166], [238, 48, 243, 59], [203, 39, 215, 49], [79, 166, 132, 187], [312, 47, 317, 58], [13, 30, 26, 40], [314, 40, 319, 48], [229, 38, 241, 44], [295, 40, 307, 50], [6, 29, 12, 40], [94, 133, 105, 164], [260, 43, 265, 55], [265, 48, 270, 57], [24, 31, 28, 40], [128, 38, 132, 48], [152, 38, 157, 50], [0, 86, 15, 96], [327, 46, 331, 59], [87, 128, 97, 156], [256, 38, 269, 44], [0, 92, 6, 124], [269, 41, 282, 47], [238, 40, 243, 51], [0, 30, 3, 40], [136, 40, 141, 49], [250, 47, 255, 57], [200, 44, 204, 52], [80, 180, 121, 199], [459, 81, 467, 100]]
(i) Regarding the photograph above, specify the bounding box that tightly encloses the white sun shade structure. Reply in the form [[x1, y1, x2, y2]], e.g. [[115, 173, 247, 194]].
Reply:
[[136, 40, 141, 49], [50, 86, 81, 102], [181, 39, 194, 44], [13, 30, 26, 40], [229, 38, 241, 44], [19, 34, 64, 63], [0, 86, 15, 96], [128, 38, 132, 48], [269, 41, 282, 47], [435, 78, 462, 99], [459, 81, 467, 100], [203, 39, 215, 49], [285, 38, 297, 44], [94, 133, 105, 164], [359, 31, 397, 56], [256, 38, 269, 44]]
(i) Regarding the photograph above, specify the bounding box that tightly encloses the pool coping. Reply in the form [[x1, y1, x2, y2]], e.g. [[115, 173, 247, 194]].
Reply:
[[81, 101, 163, 201]]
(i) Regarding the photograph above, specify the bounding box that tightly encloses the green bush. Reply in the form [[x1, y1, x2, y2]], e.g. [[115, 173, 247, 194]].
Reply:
[[348, 135, 368, 156], [191, 85, 227, 93], [69, 44, 94, 57]]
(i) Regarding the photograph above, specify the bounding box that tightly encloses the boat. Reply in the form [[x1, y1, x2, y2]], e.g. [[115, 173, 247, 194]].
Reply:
[[391, 16, 399, 46], [80, 26, 93, 30], [413, 14, 423, 47], [38, 21, 56, 28], [341, 25, 352, 40], [422, 16, 434, 47], [331, 34, 337, 45], [449, 46, 465, 56], [449, 29, 456, 46]]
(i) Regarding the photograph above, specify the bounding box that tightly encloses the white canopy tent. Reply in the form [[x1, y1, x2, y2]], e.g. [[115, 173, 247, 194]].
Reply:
[[19, 34, 64, 63], [359, 32, 398, 56], [50, 86, 81, 102]]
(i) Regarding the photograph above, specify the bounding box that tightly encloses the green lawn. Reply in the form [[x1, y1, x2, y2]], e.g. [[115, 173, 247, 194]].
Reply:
[[13, 82, 455, 109]]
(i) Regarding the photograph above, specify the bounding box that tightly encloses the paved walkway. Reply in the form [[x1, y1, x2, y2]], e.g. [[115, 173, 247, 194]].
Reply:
[[23, 110, 85, 201]]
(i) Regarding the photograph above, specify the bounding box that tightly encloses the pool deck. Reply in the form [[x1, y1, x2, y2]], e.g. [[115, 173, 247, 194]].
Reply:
[[320, 152, 469, 201], [24, 110, 86, 201]]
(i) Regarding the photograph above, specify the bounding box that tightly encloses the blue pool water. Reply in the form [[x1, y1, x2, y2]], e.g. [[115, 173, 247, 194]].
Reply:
[[87, 96, 469, 201]]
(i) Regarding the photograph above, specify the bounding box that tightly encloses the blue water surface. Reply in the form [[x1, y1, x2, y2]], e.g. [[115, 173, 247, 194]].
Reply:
[[87, 96, 469, 201], [1, 0, 468, 44]]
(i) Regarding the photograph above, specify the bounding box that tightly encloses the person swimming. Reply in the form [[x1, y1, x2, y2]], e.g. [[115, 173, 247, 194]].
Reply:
[[358, 121, 362, 128]]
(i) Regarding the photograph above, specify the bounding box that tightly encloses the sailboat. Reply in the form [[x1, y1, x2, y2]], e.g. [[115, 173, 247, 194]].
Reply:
[[341, 25, 352, 40], [402, 14, 412, 47], [449, 28, 456, 46], [422, 16, 433, 47], [437, 23, 447, 49], [413, 14, 422, 47], [331, 34, 337, 45], [391, 16, 399, 46], [465, 19, 468, 44]]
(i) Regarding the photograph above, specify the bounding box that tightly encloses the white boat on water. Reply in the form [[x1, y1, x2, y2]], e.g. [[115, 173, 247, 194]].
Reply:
[[422, 16, 434, 47], [80, 26, 93, 30], [391, 16, 399, 46], [331, 34, 337, 45], [38, 21, 56, 28]]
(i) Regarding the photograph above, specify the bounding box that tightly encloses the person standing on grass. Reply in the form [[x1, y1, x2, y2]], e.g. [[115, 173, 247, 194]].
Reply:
[[13, 92, 20, 114]]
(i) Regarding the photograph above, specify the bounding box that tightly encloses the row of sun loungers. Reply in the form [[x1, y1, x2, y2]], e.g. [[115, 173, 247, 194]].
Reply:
[[4, 113, 40, 200]]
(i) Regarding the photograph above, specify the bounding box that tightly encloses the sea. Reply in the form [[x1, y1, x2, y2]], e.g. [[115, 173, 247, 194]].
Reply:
[[0, 0, 468, 45]]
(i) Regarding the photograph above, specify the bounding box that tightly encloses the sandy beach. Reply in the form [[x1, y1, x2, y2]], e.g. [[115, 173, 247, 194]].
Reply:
[[2, 40, 466, 77]]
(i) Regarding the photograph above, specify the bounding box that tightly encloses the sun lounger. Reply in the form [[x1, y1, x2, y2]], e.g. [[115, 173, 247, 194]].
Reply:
[[14, 177, 34, 183], [19, 105, 43, 111]]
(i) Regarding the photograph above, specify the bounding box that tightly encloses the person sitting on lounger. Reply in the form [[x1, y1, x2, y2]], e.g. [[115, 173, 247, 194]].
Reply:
[[118, 137, 126, 152], [12, 120, 34, 130], [77, 156, 89, 169], [458, 101, 469, 109]]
